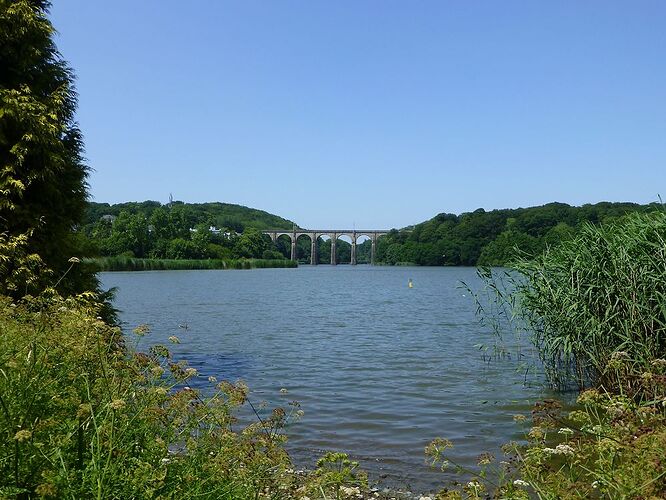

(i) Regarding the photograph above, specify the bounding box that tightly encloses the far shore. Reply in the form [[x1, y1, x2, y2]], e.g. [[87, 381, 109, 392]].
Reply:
[[84, 256, 298, 272]]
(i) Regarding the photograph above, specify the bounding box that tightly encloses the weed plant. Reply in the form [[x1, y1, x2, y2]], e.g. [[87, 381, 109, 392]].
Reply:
[[0, 293, 304, 498]]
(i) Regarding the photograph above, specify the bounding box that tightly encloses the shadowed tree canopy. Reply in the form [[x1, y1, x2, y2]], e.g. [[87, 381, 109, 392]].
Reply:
[[0, 0, 95, 295]]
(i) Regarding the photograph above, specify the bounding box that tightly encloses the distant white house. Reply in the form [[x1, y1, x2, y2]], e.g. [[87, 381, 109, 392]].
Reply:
[[189, 226, 235, 238], [100, 214, 116, 223]]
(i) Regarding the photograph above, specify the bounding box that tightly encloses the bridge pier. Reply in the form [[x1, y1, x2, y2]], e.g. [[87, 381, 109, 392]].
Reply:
[[330, 235, 337, 265], [351, 238, 357, 265], [371, 236, 376, 265], [290, 235, 296, 261], [310, 237, 317, 265]]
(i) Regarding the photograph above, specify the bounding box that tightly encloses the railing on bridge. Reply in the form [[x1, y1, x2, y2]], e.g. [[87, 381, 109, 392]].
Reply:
[[262, 229, 389, 265]]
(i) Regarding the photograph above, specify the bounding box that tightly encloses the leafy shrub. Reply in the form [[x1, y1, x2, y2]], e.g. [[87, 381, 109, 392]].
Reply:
[[0, 294, 299, 498]]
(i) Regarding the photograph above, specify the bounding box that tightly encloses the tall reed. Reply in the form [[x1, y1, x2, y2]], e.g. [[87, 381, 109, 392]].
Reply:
[[85, 257, 297, 272], [480, 211, 666, 397]]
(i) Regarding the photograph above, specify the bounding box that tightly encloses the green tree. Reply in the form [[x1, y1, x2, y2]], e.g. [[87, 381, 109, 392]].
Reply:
[[191, 223, 212, 257], [106, 211, 149, 257], [0, 0, 96, 296], [233, 229, 270, 258]]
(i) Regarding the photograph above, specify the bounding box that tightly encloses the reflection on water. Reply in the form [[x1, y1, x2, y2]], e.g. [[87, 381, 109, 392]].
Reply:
[[101, 266, 551, 492]]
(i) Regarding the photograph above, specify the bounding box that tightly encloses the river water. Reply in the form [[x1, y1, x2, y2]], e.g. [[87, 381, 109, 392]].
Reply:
[[101, 266, 550, 493]]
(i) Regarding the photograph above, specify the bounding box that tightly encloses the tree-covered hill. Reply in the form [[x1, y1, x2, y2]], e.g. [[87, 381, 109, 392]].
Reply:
[[82, 200, 661, 266], [81, 200, 296, 260], [376, 201, 662, 266], [84, 200, 295, 232]]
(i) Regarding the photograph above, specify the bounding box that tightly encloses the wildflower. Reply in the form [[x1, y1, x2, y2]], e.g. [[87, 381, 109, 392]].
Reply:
[[465, 480, 483, 492], [110, 399, 126, 411], [77, 403, 92, 418], [35, 483, 58, 497], [68, 257, 81, 263], [513, 479, 529, 487], [14, 429, 32, 442], [133, 324, 150, 336], [477, 452, 494, 465], [184, 367, 198, 378], [591, 480, 599, 489], [168, 335, 180, 344], [154, 387, 168, 396], [150, 345, 170, 358], [554, 444, 575, 456], [280, 387, 288, 394], [528, 427, 544, 440], [151, 366, 165, 377], [577, 389, 600, 405], [513, 414, 526, 422], [208, 375, 217, 383], [558, 427, 574, 436], [161, 457, 171, 464]]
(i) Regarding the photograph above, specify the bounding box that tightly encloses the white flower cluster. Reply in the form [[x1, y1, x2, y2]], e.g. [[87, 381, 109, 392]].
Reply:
[[513, 479, 529, 487], [543, 444, 575, 456]]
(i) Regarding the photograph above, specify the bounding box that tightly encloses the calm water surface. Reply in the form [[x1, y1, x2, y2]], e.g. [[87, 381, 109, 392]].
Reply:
[[101, 266, 549, 492]]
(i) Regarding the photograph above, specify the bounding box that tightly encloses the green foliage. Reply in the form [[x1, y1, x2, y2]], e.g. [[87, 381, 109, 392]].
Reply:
[[0, 294, 307, 498], [429, 393, 666, 498], [432, 209, 666, 498], [84, 200, 294, 233], [85, 256, 297, 271], [509, 391, 666, 499], [481, 211, 666, 394], [83, 203, 290, 261], [0, 0, 96, 297], [378, 202, 658, 267], [306, 452, 367, 499]]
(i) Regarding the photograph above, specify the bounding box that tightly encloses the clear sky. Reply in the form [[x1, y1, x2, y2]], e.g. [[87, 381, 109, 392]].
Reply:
[[49, 1, 665, 229]]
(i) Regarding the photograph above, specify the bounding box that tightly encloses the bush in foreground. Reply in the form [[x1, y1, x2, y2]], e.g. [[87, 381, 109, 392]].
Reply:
[[431, 211, 666, 498], [0, 294, 298, 498]]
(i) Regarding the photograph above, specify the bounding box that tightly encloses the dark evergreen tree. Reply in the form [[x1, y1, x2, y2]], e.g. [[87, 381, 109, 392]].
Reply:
[[0, 0, 95, 295]]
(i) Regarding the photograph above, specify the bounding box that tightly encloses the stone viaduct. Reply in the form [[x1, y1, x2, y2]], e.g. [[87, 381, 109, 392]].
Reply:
[[262, 230, 389, 265]]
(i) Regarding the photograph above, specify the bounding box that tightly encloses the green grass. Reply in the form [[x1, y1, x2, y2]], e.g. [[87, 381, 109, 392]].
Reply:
[[84, 256, 298, 272]]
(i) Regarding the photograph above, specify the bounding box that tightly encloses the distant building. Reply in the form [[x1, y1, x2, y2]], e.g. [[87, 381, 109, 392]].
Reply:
[[100, 214, 116, 223]]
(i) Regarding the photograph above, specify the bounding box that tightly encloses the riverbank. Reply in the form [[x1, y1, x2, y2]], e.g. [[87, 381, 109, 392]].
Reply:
[[84, 256, 298, 271]]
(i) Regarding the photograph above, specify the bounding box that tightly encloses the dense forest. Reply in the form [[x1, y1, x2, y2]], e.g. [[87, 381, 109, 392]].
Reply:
[[82, 200, 661, 266], [81, 200, 375, 263], [375, 201, 662, 266], [81, 200, 296, 260]]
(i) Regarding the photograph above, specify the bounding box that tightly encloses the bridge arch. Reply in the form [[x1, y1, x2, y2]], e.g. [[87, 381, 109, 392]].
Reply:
[[262, 229, 390, 265], [295, 233, 314, 264]]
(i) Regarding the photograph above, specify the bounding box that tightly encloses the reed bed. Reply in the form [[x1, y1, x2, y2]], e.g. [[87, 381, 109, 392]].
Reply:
[[482, 210, 666, 397], [85, 256, 298, 272]]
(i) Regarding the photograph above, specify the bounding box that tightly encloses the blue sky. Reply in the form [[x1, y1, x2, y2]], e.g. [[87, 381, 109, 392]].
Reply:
[[50, 1, 665, 229]]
